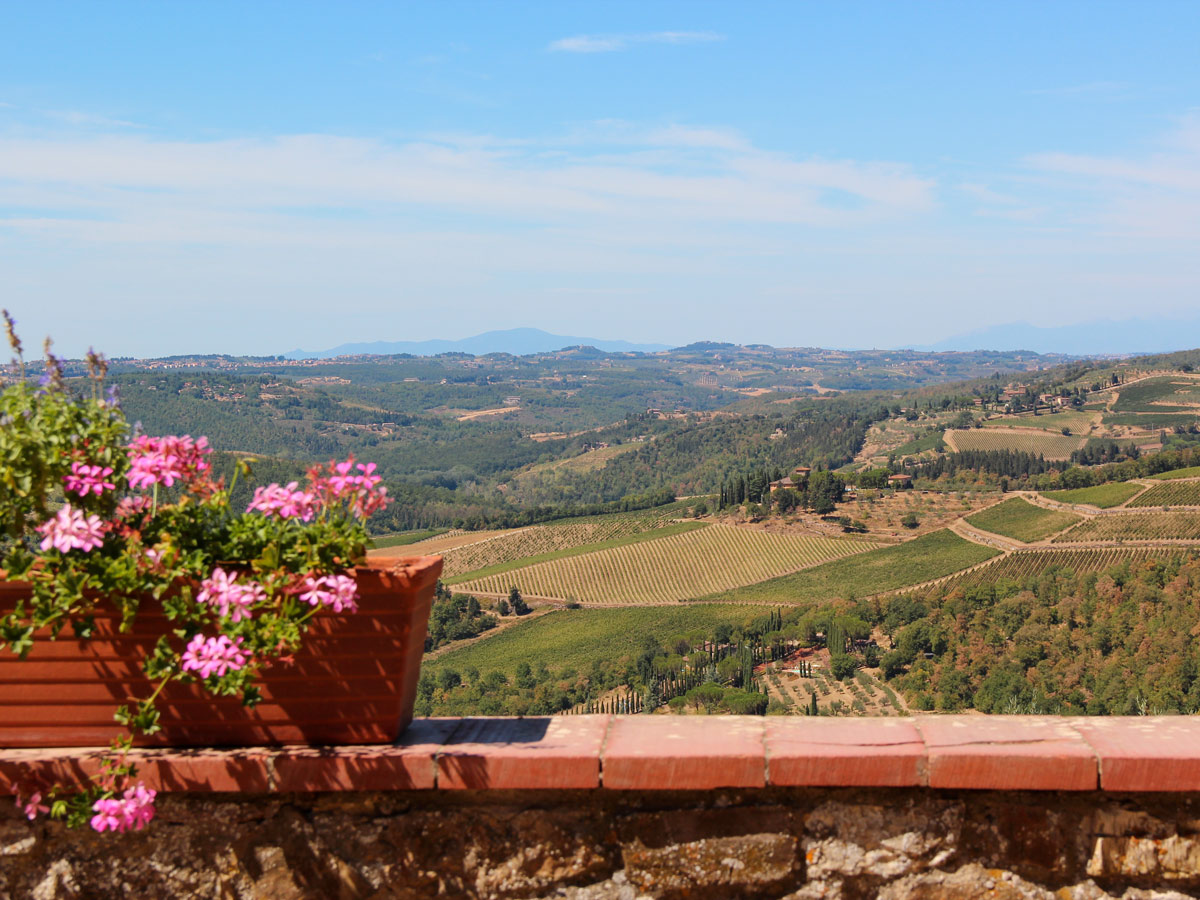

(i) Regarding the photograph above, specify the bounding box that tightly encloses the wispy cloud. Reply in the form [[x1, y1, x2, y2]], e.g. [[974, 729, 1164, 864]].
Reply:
[[0, 124, 934, 246], [549, 31, 723, 53], [1018, 113, 1200, 238], [0, 120, 939, 356]]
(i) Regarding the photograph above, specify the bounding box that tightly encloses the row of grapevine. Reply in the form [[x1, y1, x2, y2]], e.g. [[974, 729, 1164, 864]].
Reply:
[[1053, 511, 1200, 542], [399, 528, 510, 555], [944, 428, 1085, 460], [456, 525, 882, 605], [437, 504, 697, 576], [940, 547, 1187, 591], [1127, 481, 1200, 508]]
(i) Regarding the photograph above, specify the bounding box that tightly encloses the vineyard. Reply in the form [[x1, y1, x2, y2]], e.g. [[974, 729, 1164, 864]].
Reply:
[[936, 547, 1189, 592], [1040, 482, 1144, 508], [1101, 411, 1199, 430], [371, 527, 450, 550], [703, 529, 999, 605], [1151, 466, 1200, 480], [1127, 480, 1200, 508], [1052, 511, 1200, 543], [964, 497, 1080, 543], [1112, 376, 1200, 413], [380, 528, 512, 555], [943, 428, 1084, 460], [981, 409, 1096, 435], [455, 524, 881, 605], [441, 521, 705, 581], [423, 604, 775, 680], [438, 504, 700, 578]]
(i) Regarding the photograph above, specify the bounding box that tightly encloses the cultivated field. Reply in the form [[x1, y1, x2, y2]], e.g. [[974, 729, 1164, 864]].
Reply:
[[1041, 482, 1144, 508], [763, 659, 908, 717], [1151, 466, 1200, 480], [1112, 376, 1200, 413], [887, 430, 946, 457], [943, 428, 1085, 460], [455, 524, 881, 605], [423, 605, 774, 679], [1102, 412, 1199, 430], [371, 528, 450, 550], [702, 529, 999, 604], [837, 489, 994, 539], [982, 410, 1096, 435], [857, 412, 957, 463], [403, 502, 699, 575], [515, 443, 637, 481], [442, 521, 705, 581], [1052, 511, 1200, 543], [1127, 481, 1200, 508], [376, 529, 513, 555], [965, 498, 1080, 543], [937, 547, 1190, 592]]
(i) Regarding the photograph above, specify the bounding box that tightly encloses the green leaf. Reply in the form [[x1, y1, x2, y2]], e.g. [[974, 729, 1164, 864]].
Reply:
[[4, 625, 34, 659], [71, 616, 95, 639]]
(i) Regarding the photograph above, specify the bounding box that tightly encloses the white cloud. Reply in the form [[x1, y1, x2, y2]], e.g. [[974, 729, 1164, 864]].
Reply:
[[548, 31, 723, 53], [0, 123, 938, 355], [0, 127, 935, 242], [11, 114, 1199, 357], [1024, 113, 1200, 237]]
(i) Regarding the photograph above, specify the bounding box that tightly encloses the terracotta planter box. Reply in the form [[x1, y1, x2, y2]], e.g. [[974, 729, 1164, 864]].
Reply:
[[0, 555, 441, 748]]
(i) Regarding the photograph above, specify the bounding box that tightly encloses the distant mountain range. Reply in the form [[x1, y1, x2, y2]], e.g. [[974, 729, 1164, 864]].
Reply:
[[920, 317, 1200, 356], [284, 327, 672, 359], [285, 317, 1200, 361]]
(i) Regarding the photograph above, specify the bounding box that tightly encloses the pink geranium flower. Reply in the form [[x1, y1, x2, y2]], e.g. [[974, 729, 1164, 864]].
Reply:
[[180, 634, 249, 679], [197, 568, 265, 623], [114, 495, 153, 520], [11, 785, 49, 821], [309, 457, 389, 518], [90, 783, 156, 833], [246, 482, 318, 521], [64, 461, 116, 497], [126, 434, 210, 490], [36, 504, 106, 553], [298, 573, 359, 613]]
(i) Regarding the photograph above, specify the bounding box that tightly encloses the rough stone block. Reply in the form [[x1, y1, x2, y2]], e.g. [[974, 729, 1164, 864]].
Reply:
[[802, 797, 963, 880]]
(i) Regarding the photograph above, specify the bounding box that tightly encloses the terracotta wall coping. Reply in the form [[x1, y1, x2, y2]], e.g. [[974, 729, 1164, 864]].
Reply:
[[2, 715, 1199, 795]]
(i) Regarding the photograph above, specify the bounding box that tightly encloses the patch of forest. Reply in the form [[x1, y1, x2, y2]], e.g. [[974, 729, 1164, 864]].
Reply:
[[881, 551, 1200, 714]]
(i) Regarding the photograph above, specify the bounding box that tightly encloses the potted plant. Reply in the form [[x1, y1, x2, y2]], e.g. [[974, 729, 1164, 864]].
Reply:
[[0, 313, 440, 832]]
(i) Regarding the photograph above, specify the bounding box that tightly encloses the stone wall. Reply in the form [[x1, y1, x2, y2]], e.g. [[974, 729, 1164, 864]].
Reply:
[[4, 787, 1200, 899]]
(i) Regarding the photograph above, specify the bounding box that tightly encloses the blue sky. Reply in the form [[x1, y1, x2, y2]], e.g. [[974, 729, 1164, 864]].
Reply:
[[2, 1, 1199, 356]]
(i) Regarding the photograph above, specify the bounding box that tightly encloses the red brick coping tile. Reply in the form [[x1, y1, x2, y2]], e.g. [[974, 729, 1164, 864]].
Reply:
[[3, 716, 1200, 795]]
